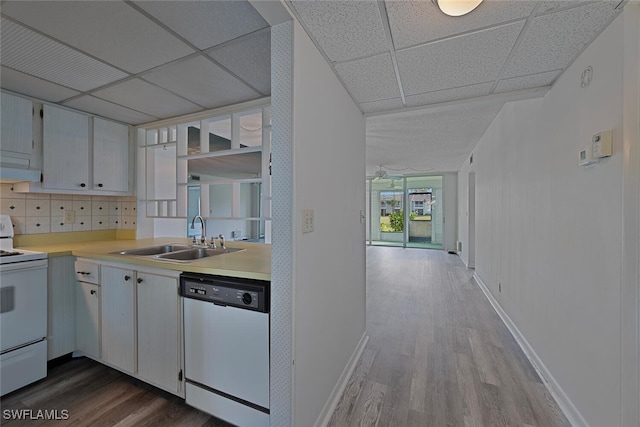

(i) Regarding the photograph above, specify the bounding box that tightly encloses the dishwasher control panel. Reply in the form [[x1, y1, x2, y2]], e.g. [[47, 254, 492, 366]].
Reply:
[[180, 273, 269, 313]]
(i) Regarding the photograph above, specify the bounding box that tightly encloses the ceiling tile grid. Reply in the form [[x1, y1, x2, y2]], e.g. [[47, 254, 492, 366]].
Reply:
[[0, 17, 128, 92], [63, 95, 158, 125], [396, 21, 526, 95], [141, 56, 260, 110], [1, 1, 196, 74], [133, 0, 268, 51], [334, 53, 401, 103], [0, 66, 80, 103], [289, 0, 388, 62], [405, 82, 494, 107], [92, 78, 201, 119], [386, 0, 536, 50], [501, 1, 621, 78], [360, 97, 404, 114], [207, 30, 272, 95], [494, 69, 562, 93]]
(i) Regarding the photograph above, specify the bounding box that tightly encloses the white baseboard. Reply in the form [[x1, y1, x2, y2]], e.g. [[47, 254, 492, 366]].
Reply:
[[473, 273, 589, 427], [313, 331, 369, 427]]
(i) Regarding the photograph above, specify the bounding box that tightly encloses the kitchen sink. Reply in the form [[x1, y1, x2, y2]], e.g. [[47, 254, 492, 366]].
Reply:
[[156, 247, 244, 262], [112, 244, 193, 256]]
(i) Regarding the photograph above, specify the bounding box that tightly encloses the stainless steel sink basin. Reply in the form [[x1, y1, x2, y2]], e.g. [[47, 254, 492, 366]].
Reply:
[[156, 247, 244, 262], [112, 244, 192, 256]]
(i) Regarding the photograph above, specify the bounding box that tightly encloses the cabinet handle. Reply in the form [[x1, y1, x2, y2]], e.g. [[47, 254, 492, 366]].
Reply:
[[97, 183, 103, 188], [137, 278, 143, 284], [90, 289, 96, 295], [76, 271, 90, 275], [124, 275, 131, 281], [80, 183, 86, 188]]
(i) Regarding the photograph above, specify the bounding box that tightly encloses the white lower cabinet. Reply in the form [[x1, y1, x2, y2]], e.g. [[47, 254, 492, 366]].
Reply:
[[136, 270, 181, 394], [76, 281, 100, 359], [100, 265, 135, 374], [73, 259, 182, 396]]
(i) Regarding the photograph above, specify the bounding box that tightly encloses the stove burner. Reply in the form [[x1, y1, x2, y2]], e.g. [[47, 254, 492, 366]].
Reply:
[[0, 250, 23, 257]]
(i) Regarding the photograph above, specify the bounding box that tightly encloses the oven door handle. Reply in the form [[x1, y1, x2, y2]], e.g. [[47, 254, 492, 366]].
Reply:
[[0, 259, 48, 272]]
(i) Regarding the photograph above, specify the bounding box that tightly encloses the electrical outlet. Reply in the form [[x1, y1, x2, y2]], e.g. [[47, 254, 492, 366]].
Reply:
[[63, 209, 75, 224], [302, 209, 314, 233]]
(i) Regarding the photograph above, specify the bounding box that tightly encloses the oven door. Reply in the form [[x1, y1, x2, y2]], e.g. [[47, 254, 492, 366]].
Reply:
[[0, 259, 47, 353]]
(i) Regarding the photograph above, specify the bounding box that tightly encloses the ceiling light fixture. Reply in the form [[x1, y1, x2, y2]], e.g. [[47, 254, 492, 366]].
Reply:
[[432, 0, 483, 16]]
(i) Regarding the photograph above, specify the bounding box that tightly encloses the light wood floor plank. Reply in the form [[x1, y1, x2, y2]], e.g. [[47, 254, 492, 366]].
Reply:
[[328, 247, 571, 427]]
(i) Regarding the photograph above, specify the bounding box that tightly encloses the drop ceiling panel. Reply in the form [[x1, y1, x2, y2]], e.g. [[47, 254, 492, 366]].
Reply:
[[502, 2, 621, 78], [396, 21, 525, 95], [361, 98, 404, 114], [0, 18, 128, 92], [0, 66, 80, 103], [63, 95, 158, 126], [1, 1, 195, 74], [133, 0, 268, 50], [387, 0, 535, 50], [405, 83, 493, 107], [495, 70, 561, 93], [536, 0, 596, 15], [290, 0, 388, 62], [92, 78, 201, 119], [334, 53, 400, 103], [141, 56, 260, 110], [207, 30, 271, 95], [366, 103, 504, 173]]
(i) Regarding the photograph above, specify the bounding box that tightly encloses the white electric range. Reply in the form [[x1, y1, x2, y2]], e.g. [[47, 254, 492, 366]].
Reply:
[[0, 214, 48, 396]]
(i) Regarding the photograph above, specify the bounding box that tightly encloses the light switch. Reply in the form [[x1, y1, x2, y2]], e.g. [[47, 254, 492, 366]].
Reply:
[[302, 209, 314, 233]]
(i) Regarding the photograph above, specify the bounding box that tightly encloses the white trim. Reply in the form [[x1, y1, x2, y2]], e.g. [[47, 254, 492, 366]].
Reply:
[[313, 332, 369, 427], [473, 272, 589, 427]]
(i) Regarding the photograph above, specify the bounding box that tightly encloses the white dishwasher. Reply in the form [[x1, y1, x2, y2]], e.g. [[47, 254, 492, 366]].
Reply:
[[180, 272, 269, 427]]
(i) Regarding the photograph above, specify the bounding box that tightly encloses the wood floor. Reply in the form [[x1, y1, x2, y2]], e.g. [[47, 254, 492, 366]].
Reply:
[[328, 247, 570, 427], [1, 247, 570, 427], [0, 357, 230, 427]]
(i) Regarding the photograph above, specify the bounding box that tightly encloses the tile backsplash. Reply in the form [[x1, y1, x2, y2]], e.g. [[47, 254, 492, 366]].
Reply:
[[0, 184, 136, 235]]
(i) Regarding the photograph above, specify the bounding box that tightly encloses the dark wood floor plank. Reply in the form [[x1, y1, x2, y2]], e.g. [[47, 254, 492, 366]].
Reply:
[[0, 357, 226, 427]]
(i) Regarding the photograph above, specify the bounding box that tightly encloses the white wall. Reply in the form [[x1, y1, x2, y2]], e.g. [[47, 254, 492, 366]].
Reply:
[[457, 9, 639, 426], [291, 20, 367, 427]]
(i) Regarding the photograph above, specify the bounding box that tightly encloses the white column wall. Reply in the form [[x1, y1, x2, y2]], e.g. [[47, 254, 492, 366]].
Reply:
[[457, 10, 639, 426], [291, 19, 367, 427]]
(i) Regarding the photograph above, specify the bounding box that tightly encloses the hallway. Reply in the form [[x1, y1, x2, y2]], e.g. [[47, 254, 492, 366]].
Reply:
[[328, 247, 570, 426]]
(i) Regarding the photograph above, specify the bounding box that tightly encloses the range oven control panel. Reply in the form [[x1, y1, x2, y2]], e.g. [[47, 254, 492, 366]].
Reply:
[[179, 273, 269, 313]]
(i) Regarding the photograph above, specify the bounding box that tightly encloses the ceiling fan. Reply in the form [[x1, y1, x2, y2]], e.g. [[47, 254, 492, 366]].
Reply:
[[373, 165, 403, 180]]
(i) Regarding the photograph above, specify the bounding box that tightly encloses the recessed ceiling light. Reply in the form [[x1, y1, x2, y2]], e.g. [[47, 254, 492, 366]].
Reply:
[[432, 0, 484, 16]]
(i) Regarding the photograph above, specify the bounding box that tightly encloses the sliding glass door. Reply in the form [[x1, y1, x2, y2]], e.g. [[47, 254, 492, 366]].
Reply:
[[366, 175, 443, 250]]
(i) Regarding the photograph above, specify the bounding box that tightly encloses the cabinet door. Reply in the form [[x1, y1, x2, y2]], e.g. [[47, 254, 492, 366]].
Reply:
[[76, 281, 100, 359], [101, 265, 135, 373], [137, 272, 180, 394], [93, 118, 129, 192], [0, 92, 33, 155], [48, 256, 76, 360], [42, 104, 89, 190]]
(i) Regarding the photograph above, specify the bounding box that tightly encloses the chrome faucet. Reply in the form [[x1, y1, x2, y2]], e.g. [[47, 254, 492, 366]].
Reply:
[[190, 215, 206, 246]]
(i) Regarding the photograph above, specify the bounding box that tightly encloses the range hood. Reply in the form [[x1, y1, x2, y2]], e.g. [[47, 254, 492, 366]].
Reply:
[[0, 166, 42, 183], [0, 153, 42, 183], [0, 167, 42, 184]]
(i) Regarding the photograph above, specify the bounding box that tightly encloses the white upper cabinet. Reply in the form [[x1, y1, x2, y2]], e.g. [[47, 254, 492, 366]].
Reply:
[[42, 104, 90, 191], [1, 92, 33, 156], [29, 104, 132, 195], [93, 117, 129, 192]]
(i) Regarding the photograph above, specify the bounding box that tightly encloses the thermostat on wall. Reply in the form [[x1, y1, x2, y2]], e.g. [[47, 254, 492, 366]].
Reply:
[[592, 130, 612, 158]]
